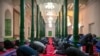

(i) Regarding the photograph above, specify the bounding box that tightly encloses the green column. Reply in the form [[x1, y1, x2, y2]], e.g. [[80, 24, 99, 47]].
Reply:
[[39, 12, 43, 39], [64, 0, 68, 37], [55, 19, 58, 37], [43, 21, 45, 37], [58, 12, 60, 38], [42, 19, 44, 37], [57, 17, 59, 38], [20, 0, 25, 45], [30, 0, 34, 43], [42, 16, 44, 37], [57, 18, 59, 37], [41, 18, 43, 37], [38, 11, 41, 40], [62, 6, 64, 39], [36, 5, 39, 40], [73, 0, 79, 48], [40, 14, 42, 38], [55, 20, 57, 37], [41, 16, 45, 37], [59, 12, 62, 38]]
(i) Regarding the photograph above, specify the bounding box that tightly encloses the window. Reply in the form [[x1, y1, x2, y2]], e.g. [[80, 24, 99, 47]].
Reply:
[[80, 26, 84, 34], [89, 23, 94, 33], [5, 10, 12, 36], [5, 19, 11, 36]]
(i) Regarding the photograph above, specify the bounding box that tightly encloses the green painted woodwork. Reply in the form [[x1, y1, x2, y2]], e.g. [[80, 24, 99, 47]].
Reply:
[[62, 6, 64, 38], [64, 0, 68, 37], [30, 0, 34, 43], [5, 19, 11, 36], [36, 5, 39, 40], [20, 0, 25, 45], [73, 0, 79, 48]]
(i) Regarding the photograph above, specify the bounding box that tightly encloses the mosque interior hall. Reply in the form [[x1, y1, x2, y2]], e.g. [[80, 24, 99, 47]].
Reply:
[[0, 0, 100, 56]]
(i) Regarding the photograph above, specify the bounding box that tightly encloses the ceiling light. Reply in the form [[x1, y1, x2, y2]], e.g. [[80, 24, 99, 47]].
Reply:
[[48, 20, 52, 24], [46, 11, 54, 16], [48, 17, 53, 21], [45, 2, 55, 9]]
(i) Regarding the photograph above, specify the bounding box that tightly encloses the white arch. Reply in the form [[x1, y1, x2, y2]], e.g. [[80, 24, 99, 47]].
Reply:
[[5, 9, 11, 19]]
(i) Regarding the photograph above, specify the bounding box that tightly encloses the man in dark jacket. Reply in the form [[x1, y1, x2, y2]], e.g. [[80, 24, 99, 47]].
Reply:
[[65, 47, 88, 56], [79, 33, 94, 56], [16, 45, 39, 56], [4, 40, 14, 49], [29, 41, 46, 54], [56, 42, 88, 56], [84, 33, 94, 56], [16, 41, 46, 56]]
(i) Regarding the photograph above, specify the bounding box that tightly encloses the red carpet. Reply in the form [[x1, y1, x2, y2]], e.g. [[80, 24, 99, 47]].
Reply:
[[40, 37, 55, 56], [41, 37, 99, 56], [41, 37, 66, 56], [82, 46, 98, 56]]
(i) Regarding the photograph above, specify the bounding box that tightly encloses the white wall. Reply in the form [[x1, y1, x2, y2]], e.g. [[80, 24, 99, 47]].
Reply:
[[0, 0, 13, 42], [13, 10, 20, 38], [80, 0, 100, 36], [45, 23, 55, 37], [0, 1, 4, 42]]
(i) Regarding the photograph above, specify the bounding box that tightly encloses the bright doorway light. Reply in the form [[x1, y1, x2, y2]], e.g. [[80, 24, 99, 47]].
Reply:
[[79, 24, 82, 28], [49, 23, 52, 28], [67, 16, 71, 26], [45, 2, 55, 9], [71, 24, 82, 29], [48, 20, 52, 28]]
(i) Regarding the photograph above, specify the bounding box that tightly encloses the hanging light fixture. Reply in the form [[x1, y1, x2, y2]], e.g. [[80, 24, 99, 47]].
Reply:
[[48, 17, 53, 21], [45, 2, 55, 9], [46, 11, 54, 16], [48, 20, 52, 23]]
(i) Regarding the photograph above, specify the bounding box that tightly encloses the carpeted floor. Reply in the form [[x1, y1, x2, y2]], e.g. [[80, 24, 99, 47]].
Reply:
[[40, 37, 55, 56], [41, 37, 99, 56]]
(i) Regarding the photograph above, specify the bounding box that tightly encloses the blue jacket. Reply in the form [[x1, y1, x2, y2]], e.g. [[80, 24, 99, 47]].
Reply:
[[17, 45, 39, 56]]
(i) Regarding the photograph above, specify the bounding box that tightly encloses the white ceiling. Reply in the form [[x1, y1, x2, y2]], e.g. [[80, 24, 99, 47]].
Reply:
[[36, 0, 64, 23], [13, 0, 88, 24]]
